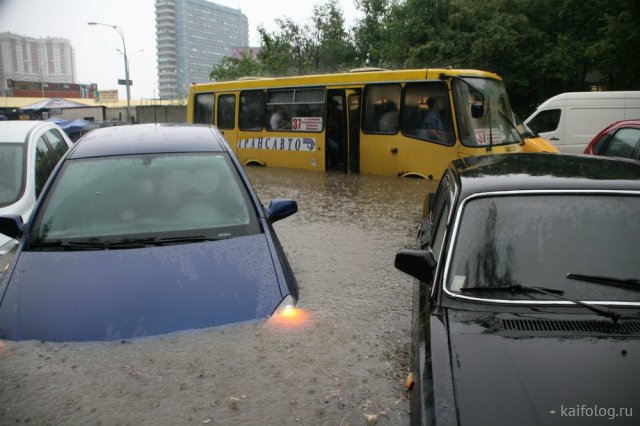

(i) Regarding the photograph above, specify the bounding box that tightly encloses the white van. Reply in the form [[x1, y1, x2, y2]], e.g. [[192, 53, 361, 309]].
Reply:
[[525, 91, 640, 153]]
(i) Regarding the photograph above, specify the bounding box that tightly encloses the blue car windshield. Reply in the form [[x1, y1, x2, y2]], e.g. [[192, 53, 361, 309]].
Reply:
[[29, 153, 261, 245], [0, 143, 25, 207], [446, 194, 640, 302]]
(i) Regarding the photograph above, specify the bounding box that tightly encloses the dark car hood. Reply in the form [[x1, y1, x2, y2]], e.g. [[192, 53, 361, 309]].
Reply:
[[447, 309, 640, 426], [0, 234, 284, 342]]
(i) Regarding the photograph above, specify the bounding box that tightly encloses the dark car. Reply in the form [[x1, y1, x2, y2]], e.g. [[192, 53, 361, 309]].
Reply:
[[395, 153, 640, 425], [0, 124, 298, 342], [584, 119, 640, 160]]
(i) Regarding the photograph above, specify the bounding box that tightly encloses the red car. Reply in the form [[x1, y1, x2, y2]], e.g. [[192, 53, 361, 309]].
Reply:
[[584, 119, 640, 160]]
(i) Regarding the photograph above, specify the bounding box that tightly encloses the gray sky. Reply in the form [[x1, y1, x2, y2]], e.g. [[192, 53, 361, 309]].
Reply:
[[0, 0, 362, 99]]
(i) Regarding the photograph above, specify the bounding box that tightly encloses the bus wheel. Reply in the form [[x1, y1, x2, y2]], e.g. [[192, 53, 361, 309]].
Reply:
[[245, 160, 266, 167], [401, 172, 429, 179]]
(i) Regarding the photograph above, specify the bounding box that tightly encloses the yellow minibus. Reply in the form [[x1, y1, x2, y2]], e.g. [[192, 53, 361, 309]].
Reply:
[[187, 68, 524, 179]]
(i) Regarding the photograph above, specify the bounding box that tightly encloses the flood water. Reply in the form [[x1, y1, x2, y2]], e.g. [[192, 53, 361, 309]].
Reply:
[[0, 167, 435, 425]]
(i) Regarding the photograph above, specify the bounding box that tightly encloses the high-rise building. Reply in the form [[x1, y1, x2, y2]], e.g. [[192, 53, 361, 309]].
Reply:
[[156, 0, 249, 99], [0, 32, 77, 95]]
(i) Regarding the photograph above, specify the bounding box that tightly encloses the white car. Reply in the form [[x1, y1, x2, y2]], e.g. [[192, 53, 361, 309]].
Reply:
[[0, 121, 73, 256]]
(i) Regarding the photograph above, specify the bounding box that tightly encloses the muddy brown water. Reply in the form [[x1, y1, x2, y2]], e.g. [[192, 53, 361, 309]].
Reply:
[[0, 167, 435, 425]]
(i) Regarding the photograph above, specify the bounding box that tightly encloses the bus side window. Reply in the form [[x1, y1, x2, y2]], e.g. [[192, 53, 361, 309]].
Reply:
[[267, 90, 293, 130], [266, 88, 325, 132], [239, 90, 265, 131], [402, 82, 454, 145], [217, 94, 236, 130], [194, 93, 215, 124], [362, 84, 401, 134]]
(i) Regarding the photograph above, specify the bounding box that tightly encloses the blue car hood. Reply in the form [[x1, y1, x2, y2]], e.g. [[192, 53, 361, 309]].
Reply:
[[0, 234, 284, 342]]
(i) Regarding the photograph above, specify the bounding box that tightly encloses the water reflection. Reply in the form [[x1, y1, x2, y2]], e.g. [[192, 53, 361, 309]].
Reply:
[[0, 168, 435, 425]]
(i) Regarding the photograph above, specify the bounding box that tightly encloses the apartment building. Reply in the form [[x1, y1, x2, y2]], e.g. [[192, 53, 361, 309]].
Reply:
[[0, 32, 77, 96], [156, 0, 249, 99]]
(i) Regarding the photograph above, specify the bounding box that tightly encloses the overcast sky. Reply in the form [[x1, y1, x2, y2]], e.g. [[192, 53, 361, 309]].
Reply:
[[0, 0, 362, 99]]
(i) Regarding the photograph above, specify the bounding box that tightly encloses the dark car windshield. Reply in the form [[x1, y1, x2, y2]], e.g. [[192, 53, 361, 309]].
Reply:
[[28, 152, 261, 248], [446, 194, 640, 302], [0, 143, 25, 207]]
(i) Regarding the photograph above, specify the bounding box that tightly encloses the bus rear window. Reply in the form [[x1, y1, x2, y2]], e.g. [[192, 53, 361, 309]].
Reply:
[[266, 88, 325, 132], [193, 93, 214, 124], [239, 90, 265, 131]]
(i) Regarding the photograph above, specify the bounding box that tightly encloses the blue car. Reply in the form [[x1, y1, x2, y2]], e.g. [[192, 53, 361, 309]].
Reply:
[[0, 124, 298, 342]]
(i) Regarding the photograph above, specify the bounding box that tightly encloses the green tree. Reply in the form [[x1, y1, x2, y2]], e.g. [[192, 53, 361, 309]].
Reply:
[[589, 0, 640, 89], [311, 0, 357, 72], [208, 49, 262, 81], [353, 0, 392, 67]]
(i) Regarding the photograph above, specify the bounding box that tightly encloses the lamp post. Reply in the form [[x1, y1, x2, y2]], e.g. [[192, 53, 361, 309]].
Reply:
[[88, 21, 132, 123]]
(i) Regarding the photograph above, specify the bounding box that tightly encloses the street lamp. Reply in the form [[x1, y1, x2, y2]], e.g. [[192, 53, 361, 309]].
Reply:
[[88, 21, 132, 123]]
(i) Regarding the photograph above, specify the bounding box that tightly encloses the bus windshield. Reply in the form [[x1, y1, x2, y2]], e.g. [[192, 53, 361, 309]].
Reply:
[[453, 77, 522, 147]]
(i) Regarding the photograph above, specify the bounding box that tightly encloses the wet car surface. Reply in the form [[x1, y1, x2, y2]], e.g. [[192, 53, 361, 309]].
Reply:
[[584, 119, 640, 160], [0, 120, 73, 255], [0, 124, 298, 341], [0, 166, 433, 424], [396, 153, 640, 425]]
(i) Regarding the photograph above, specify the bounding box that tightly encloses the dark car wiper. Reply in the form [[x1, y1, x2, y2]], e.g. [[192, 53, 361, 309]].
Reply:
[[460, 284, 621, 323], [29, 240, 112, 250], [567, 273, 640, 291], [461, 284, 564, 295], [150, 235, 222, 245], [29, 236, 221, 251]]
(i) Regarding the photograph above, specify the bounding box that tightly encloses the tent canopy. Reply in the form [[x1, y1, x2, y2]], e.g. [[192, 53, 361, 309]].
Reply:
[[45, 117, 89, 133], [21, 97, 89, 111]]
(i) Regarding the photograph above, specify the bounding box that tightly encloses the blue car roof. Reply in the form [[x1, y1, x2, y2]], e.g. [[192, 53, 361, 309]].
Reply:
[[68, 123, 228, 159]]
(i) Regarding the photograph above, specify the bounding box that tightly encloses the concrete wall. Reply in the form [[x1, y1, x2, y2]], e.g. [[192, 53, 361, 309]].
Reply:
[[136, 105, 187, 124], [48, 105, 185, 124], [57, 106, 106, 121]]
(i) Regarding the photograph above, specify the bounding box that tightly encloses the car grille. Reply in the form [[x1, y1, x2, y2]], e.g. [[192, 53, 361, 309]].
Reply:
[[502, 319, 640, 335]]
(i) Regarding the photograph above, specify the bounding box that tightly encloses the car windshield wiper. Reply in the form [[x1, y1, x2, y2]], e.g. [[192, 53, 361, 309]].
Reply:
[[460, 284, 564, 295], [29, 236, 221, 251], [29, 240, 110, 250], [460, 284, 621, 323], [497, 110, 523, 143], [106, 235, 222, 247], [566, 273, 640, 291]]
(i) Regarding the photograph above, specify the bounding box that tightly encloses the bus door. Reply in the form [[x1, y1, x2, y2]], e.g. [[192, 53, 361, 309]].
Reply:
[[326, 90, 348, 172], [215, 92, 238, 154], [346, 89, 361, 173]]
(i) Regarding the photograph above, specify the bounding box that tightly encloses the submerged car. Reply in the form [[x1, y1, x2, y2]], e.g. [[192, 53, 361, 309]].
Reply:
[[395, 153, 640, 425], [0, 120, 73, 256], [584, 119, 640, 160], [0, 124, 298, 342]]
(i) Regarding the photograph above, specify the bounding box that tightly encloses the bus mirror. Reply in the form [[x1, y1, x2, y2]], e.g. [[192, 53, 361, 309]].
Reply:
[[471, 103, 484, 118]]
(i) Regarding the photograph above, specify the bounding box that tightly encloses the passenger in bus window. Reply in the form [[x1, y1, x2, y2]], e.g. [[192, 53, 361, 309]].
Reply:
[[378, 100, 399, 133], [269, 106, 289, 130], [419, 96, 449, 142]]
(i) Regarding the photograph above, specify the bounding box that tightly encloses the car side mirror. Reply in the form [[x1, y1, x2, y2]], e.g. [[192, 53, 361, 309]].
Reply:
[[471, 103, 484, 118], [266, 199, 298, 223], [0, 215, 25, 240], [395, 249, 436, 283]]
